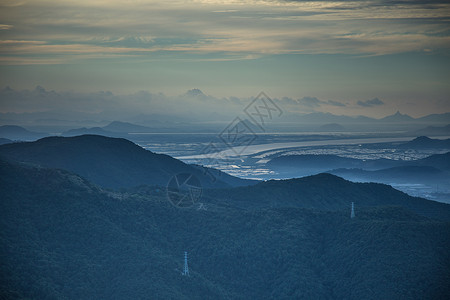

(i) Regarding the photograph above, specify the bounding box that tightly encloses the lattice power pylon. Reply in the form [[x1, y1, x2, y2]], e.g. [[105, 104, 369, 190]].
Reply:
[[182, 251, 189, 276]]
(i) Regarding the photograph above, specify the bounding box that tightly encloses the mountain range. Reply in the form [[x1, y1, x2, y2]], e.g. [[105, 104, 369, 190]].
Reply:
[[283, 111, 450, 124], [103, 121, 156, 133], [267, 148, 450, 175], [267, 152, 450, 188], [1, 122, 448, 146], [1, 109, 450, 137], [61, 121, 158, 137], [1, 153, 449, 299], [265, 139, 450, 202]]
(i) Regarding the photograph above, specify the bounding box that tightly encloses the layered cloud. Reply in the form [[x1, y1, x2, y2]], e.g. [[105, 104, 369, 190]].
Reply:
[[357, 97, 385, 107], [0, 0, 449, 64], [289, 96, 347, 111], [0, 86, 368, 124]]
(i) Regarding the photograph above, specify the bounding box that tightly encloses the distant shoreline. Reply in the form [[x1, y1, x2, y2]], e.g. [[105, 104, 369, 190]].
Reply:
[[176, 135, 450, 160]]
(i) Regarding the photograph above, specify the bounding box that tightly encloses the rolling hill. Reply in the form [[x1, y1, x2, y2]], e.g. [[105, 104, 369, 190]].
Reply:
[[0, 135, 255, 189], [1, 159, 449, 299], [0, 125, 47, 141], [206, 173, 450, 221]]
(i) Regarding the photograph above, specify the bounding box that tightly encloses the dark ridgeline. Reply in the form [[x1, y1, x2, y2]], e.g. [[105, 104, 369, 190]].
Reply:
[[0, 135, 255, 189], [205, 173, 450, 221], [0, 135, 449, 299], [0, 125, 47, 141]]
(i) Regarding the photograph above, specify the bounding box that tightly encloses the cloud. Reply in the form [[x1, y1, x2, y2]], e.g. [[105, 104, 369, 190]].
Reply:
[[0, 24, 13, 30], [0, 86, 354, 124], [325, 100, 346, 107], [357, 97, 385, 107], [298, 96, 322, 108], [0, 86, 250, 123], [287, 97, 346, 108], [0, 0, 449, 64]]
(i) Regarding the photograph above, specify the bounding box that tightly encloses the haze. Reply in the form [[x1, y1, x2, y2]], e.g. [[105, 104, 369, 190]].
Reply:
[[1, 0, 449, 120]]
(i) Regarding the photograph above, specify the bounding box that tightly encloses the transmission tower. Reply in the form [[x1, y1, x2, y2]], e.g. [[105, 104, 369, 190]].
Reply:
[[351, 202, 355, 219], [182, 251, 189, 276]]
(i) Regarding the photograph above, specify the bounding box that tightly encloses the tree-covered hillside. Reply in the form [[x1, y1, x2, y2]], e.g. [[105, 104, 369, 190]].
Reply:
[[0, 135, 255, 189], [206, 173, 450, 221], [1, 159, 449, 299]]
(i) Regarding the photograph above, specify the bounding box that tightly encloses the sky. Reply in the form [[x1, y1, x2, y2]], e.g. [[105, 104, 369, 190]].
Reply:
[[0, 0, 449, 119]]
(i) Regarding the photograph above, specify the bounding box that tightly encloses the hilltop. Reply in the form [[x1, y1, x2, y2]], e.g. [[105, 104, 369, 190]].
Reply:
[[0, 135, 255, 189]]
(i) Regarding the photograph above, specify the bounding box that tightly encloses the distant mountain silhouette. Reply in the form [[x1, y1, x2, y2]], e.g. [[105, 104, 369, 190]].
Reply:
[[380, 111, 415, 123], [2, 108, 450, 134], [102, 121, 153, 133], [62, 121, 174, 136], [266, 152, 450, 195], [268, 152, 450, 173], [319, 123, 346, 131], [0, 135, 255, 189], [285, 112, 374, 124], [267, 154, 362, 171], [266, 154, 398, 177], [409, 124, 450, 136], [398, 136, 450, 149], [329, 166, 448, 185], [0, 125, 48, 141], [416, 113, 450, 123], [283, 111, 450, 128], [61, 127, 123, 137]]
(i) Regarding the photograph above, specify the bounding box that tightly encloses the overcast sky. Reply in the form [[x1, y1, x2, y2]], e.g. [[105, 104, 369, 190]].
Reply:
[[0, 0, 449, 118]]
